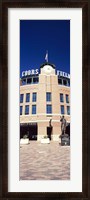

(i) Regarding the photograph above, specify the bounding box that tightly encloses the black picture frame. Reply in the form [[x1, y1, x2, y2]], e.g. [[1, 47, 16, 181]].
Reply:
[[0, 0, 90, 199]]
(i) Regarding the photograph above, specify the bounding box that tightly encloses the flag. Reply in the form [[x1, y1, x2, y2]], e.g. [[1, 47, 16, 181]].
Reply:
[[45, 51, 48, 62]]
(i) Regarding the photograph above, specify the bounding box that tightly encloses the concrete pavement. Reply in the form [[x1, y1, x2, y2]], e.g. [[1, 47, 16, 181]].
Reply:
[[20, 141, 70, 180]]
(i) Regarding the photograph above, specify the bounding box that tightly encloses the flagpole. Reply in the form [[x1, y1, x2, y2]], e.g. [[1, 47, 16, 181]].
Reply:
[[45, 50, 48, 63]]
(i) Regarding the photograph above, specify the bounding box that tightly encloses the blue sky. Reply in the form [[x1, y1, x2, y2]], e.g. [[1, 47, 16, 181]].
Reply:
[[20, 20, 70, 77]]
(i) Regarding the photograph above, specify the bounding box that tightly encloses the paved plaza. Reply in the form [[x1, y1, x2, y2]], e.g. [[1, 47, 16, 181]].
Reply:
[[20, 141, 70, 180]]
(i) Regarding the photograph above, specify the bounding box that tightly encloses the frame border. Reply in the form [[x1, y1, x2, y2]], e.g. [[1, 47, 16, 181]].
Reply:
[[0, 0, 89, 199]]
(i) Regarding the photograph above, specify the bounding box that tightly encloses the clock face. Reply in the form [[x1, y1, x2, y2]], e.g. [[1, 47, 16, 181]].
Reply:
[[43, 65, 53, 74]]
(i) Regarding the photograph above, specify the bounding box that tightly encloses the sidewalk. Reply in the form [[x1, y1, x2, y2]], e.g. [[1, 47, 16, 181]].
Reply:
[[20, 141, 70, 180]]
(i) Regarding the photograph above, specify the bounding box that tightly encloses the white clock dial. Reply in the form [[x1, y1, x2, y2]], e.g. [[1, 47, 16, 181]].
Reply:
[[43, 65, 53, 73]]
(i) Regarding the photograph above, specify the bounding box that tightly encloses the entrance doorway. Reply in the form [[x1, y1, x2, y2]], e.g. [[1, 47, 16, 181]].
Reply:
[[29, 124, 37, 140], [47, 127, 52, 140], [66, 123, 70, 138], [20, 123, 37, 140]]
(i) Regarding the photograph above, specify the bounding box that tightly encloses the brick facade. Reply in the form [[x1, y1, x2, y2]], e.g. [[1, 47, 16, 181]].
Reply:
[[20, 64, 70, 141]]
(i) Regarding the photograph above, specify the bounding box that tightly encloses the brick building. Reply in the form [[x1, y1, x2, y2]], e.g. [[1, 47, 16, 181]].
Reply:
[[20, 62, 70, 141]]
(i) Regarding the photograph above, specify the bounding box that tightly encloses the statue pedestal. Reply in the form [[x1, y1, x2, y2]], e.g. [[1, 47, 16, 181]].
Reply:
[[60, 134, 70, 146]]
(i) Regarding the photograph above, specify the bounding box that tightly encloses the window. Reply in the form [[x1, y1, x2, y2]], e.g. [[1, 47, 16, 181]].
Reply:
[[20, 106, 23, 115], [67, 79, 70, 86], [61, 105, 64, 114], [22, 79, 26, 85], [32, 93, 37, 102], [27, 78, 32, 84], [26, 93, 30, 102], [67, 106, 70, 115], [63, 79, 67, 86], [60, 93, 64, 102], [46, 105, 52, 114], [25, 105, 29, 115], [33, 77, 39, 84], [66, 94, 69, 103], [32, 105, 36, 114], [46, 92, 51, 101], [58, 78, 62, 85], [20, 94, 24, 103]]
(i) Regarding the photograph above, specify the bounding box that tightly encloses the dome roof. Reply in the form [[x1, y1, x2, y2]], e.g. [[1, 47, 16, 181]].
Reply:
[[40, 62, 56, 69]]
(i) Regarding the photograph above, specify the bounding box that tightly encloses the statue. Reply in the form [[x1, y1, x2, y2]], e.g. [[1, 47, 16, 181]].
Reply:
[[49, 119, 52, 127], [60, 115, 66, 135], [47, 119, 52, 140]]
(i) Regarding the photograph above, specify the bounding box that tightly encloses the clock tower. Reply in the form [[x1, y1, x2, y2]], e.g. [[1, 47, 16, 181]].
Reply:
[[37, 62, 60, 141]]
